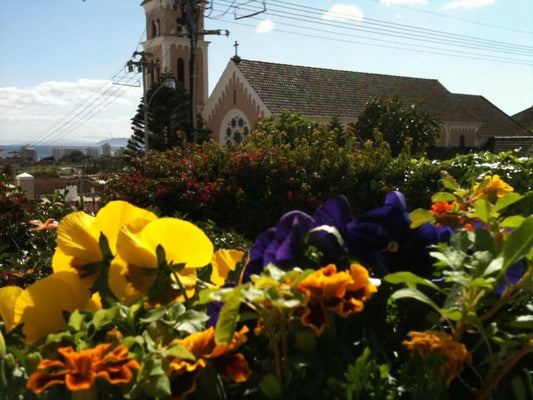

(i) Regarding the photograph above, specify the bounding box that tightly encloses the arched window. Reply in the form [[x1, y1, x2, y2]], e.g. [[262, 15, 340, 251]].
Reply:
[[151, 19, 160, 38], [220, 110, 251, 145], [177, 58, 185, 84]]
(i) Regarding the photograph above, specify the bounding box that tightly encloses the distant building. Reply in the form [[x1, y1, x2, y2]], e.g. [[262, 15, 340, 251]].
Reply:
[[86, 147, 99, 158], [101, 143, 111, 157], [52, 148, 78, 162], [19, 146, 37, 162]]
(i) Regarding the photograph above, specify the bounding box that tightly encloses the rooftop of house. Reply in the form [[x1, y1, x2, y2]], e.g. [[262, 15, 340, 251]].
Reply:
[[454, 94, 528, 137], [512, 105, 533, 131], [234, 59, 479, 123]]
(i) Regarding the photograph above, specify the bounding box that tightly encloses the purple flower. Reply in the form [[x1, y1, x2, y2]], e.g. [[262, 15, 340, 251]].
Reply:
[[242, 196, 354, 282], [495, 260, 526, 296], [242, 211, 315, 282], [346, 191, 452, 276]]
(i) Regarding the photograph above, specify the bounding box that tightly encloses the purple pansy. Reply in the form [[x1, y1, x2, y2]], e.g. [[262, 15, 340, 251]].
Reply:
[[242, 196, 353, 282], [495, 260, 526, 296], [346, 191, 452, 276]]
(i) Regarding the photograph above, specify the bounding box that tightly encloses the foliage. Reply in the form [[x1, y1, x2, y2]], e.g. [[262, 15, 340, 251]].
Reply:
[[102, 113, 532, 240], [127, 73, 210, 158], [0, 175, 531, 399], [354, 95, 442, 156], [0, 179, 75, 288]]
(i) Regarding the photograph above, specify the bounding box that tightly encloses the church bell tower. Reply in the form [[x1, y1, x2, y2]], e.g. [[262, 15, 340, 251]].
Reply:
[[141, 0, 209, 107]]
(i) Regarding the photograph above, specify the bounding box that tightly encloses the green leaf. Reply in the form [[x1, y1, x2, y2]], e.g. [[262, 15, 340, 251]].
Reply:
[[391, 288, 442, 315], [409, 208, 435, 229], [483, 258, 503, 277], [441, 308, 462, 321], [508, 315, 533, 329], [384, 271, 439, 290], [502, 216, 533, 270], [431, 192, 456, 202], [215, 289, 243, 345], [474, 199, 492, 224], [92, 306, 120, 329], [145, 374, 171, 398], [501, 215, 525, 229], [99, 232, 114, 261], [442, 176, 458, 190], [493, 193, 523, 213], [167, 343, 196, 361], [68, 310, 87, 331]]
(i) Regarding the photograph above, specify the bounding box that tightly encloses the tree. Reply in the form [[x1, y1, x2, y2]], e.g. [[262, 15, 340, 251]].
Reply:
[[354, 95, 441, 156], [254, 110, 320, 147], [127, 74, 191, 157], [127, 73, 211, 158]]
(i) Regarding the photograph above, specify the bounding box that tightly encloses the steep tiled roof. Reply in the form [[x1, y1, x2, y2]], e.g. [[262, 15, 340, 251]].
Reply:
[[454, 94, 528, 137], [512, 105, 533, 131], [234, 59, 477, 122]]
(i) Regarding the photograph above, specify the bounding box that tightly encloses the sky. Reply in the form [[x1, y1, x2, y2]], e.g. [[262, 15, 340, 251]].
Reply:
[[0, 0, 532, 146]]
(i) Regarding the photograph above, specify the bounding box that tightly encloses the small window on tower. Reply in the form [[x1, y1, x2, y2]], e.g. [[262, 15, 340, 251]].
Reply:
[[177, 58, 185, 84], [151, 21, 157, 38]]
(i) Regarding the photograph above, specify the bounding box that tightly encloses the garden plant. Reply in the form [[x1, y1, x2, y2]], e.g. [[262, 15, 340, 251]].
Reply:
[[0, 161, 531, 399]]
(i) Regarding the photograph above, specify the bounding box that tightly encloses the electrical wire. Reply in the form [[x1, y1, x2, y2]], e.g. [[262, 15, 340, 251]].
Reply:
[[208, 6, 533, 66], [211, 1, 533, 65]]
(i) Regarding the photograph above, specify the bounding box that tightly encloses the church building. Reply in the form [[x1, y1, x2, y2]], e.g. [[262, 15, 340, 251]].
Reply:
[[140, 1, 529, 153]]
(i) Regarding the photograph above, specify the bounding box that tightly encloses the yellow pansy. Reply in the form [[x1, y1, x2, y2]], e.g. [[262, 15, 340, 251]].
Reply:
[[109, 217, 214, 305], [52, 201, 158, 285], [210, 249, 246, 286], [0, 286, 23, 331], [4, 272, 100, 343]]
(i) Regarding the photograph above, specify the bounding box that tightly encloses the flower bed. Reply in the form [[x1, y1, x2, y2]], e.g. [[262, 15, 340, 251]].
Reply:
[[0, 174, 531, 399]]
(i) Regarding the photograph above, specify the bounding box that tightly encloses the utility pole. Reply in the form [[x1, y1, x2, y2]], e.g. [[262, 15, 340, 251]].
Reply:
[[126, 51, 158, 155], [174, 0, 228, 143]]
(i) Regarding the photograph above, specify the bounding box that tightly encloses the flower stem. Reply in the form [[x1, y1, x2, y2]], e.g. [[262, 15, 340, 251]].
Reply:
[[475, 346, 531, 400]]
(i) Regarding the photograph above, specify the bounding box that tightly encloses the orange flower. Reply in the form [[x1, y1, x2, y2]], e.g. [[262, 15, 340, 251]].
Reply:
[[26, 344, 140, 394], [429, 201, 453, 217], [167, 326, 251, 399], [402, 331, 471, 386], [295, 264, 377, 335], [29, 218, 58, 231], [473, 175, 513, 202]]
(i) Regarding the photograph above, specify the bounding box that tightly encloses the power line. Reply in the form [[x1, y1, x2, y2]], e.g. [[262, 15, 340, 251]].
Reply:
[[31, 71, 140, 148], [211, 1, 532, 65], [208, 9, 533, 66], [263, 0, 533, 55], [369, 0, 533, 36]]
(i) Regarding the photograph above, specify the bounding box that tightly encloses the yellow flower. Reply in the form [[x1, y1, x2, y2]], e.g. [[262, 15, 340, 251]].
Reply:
[[472, 175, 513, 202], [26, 344, 140, 394], [0, 272, 100, 343], [0, 285, 23, 331], [108, 217, 214, 305], [52, 201, 157, 285], [210, 249, 245, 286], [402, 330, 471, 386]]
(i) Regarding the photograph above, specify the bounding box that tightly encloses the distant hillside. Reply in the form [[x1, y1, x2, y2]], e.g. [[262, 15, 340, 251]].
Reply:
[[96, 138, 129, 147]]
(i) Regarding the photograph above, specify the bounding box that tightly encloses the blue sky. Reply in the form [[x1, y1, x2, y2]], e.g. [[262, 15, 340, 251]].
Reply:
[[0, 0, 532, 145]]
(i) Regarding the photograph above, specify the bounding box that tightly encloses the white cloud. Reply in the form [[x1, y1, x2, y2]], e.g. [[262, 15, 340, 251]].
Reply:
[[256, 19, 275, 33], [379, 0, 427, 5], [442, 0, 494, 10], [322, 4, 364, 22], [0, 79, 142, 145]]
